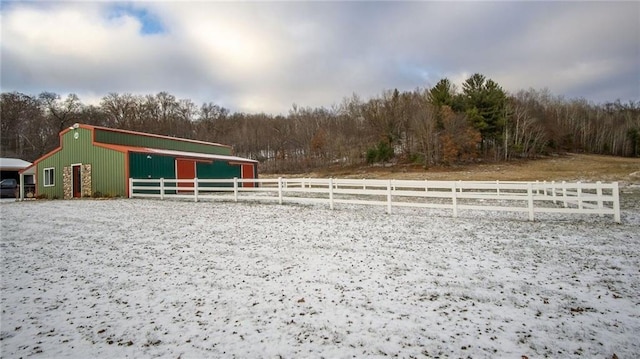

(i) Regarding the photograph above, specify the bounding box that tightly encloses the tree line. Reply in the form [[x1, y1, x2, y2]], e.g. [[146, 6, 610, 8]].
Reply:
[[1, 74, 639, 173]]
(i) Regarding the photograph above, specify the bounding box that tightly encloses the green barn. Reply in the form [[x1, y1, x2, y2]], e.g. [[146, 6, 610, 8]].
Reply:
[[20, 124, 258, 199]]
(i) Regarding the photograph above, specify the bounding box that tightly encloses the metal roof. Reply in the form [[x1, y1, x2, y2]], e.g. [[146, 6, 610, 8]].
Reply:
[[0, 158, 32, 170], [144, 148, 258, 163]]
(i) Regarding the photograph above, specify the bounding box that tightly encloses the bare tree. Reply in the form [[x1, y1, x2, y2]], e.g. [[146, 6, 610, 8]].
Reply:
[[0, 92, 43, 160], [100, 93, 139, 129], [39, 92, 82, 133]]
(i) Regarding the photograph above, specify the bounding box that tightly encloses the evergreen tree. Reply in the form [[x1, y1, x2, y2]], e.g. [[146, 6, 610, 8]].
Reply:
[[461, 73, 507, 146]]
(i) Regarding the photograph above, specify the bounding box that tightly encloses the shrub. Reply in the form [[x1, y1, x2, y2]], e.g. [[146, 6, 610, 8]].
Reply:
[[409, 153, 424, 164], [366, 148, 378, 164], [366, 141, 395, 164]]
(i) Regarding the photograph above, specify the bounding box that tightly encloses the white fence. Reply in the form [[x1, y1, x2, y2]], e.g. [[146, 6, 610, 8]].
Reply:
[[129, 177, 621, 223]]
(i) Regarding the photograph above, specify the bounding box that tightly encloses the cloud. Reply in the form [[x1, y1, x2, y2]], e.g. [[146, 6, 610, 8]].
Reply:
[[486, 2, 639, 99], [1, 3, 174, 90], [1, 1, 638, 114], [107, 3, 166, 36]]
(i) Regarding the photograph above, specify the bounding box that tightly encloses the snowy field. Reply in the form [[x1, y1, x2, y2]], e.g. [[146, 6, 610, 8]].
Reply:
[[1, 192, 639, 358]]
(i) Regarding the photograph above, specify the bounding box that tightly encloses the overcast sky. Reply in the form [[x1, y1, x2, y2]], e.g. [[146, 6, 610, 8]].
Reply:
[[1, 1, 638, 115]]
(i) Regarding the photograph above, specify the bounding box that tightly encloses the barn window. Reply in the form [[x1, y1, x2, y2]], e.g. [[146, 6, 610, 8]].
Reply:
[[44, 168, 55, 187]]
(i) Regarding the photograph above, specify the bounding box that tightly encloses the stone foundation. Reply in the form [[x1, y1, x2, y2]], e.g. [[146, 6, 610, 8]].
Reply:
[[63, 166, 72, 199], [82, 164, 92, 197], [62, 164, 92, 199]]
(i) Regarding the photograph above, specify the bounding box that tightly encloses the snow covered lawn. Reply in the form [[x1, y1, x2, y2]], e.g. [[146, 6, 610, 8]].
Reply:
[[1, 197, 639, 358]]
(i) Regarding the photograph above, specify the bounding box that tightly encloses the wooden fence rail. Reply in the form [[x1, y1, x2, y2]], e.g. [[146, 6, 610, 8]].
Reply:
[[129, 177, 621, 223]]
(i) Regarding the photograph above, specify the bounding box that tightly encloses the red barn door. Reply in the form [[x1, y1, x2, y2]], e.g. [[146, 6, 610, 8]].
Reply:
[[72, 165, 82, 198], [241, 163, 255, 188], [176, 159, 196, 192]]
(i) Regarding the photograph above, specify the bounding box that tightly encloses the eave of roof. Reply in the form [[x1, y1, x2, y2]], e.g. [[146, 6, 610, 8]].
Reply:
[[141, 148, 258, 163], [0, 158, 32, 170]]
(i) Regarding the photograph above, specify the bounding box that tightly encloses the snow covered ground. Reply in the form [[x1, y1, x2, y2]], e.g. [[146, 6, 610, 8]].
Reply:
[[1, 193, 639, 358]]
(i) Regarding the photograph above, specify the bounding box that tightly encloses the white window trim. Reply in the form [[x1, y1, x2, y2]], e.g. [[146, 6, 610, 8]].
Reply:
[[44, 167, 55, 187]]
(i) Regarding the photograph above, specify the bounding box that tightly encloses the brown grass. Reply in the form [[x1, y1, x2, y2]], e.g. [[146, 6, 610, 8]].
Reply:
[[266, 154, 640, 184]]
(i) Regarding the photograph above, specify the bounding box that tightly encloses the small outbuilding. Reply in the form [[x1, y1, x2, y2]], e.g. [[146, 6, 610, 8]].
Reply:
[[1, 157, 32, 181], [1, 158, 35, 199], [21, 124, 258, 199]]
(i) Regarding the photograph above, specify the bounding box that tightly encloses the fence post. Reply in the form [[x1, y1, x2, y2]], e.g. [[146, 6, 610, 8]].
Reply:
[[425, 180, 428, 192], [160, 178, 165, 200], [535, 180, 539, 195], [612, 182, 621, 223], [596, 181, 603, 216], [329, 177, 334, 210], [496, 180, 500, 196], [577, 181, 583, 210], [387, 180, 392, 214], [451, 182, 458, 218], [562, 181, 568, 208], [194, 178, 199, 202], [278, 177, 283, 205], [234, 177, 238, 202], [129, 178, 133, 198], [527, 182, 534, 221], [19, 172, 24, 201], [551, 180, 556, 204]]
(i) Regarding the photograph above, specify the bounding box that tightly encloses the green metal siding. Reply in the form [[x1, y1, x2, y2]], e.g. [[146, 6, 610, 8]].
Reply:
[[128, 153, 177, 194], [196, 161, 241, 178], [128, 153, 241, 188], [128, 154, 243, 191], [36, 128, 126, 198], [95, 129, 232, 155], [129, 152, 176, 179], [196, 161, 241, 187]]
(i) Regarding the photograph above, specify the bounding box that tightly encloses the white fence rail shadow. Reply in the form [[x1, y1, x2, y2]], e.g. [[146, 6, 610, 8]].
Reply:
[[129, 177, 621, 223]]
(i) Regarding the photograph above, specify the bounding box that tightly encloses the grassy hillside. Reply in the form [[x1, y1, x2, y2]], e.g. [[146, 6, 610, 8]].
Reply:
[[267, 154, 640, 185]]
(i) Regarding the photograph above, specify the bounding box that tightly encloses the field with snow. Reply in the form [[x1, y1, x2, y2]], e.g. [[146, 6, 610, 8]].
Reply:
[[1, 192, 639, 358]]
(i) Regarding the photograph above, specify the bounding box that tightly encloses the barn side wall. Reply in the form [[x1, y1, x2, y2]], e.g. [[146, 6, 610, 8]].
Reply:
[[196, 161, 241, 180], [129, 153, 176, 179], [129, 152, 244, 188], [36, 128, 126, 198]]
